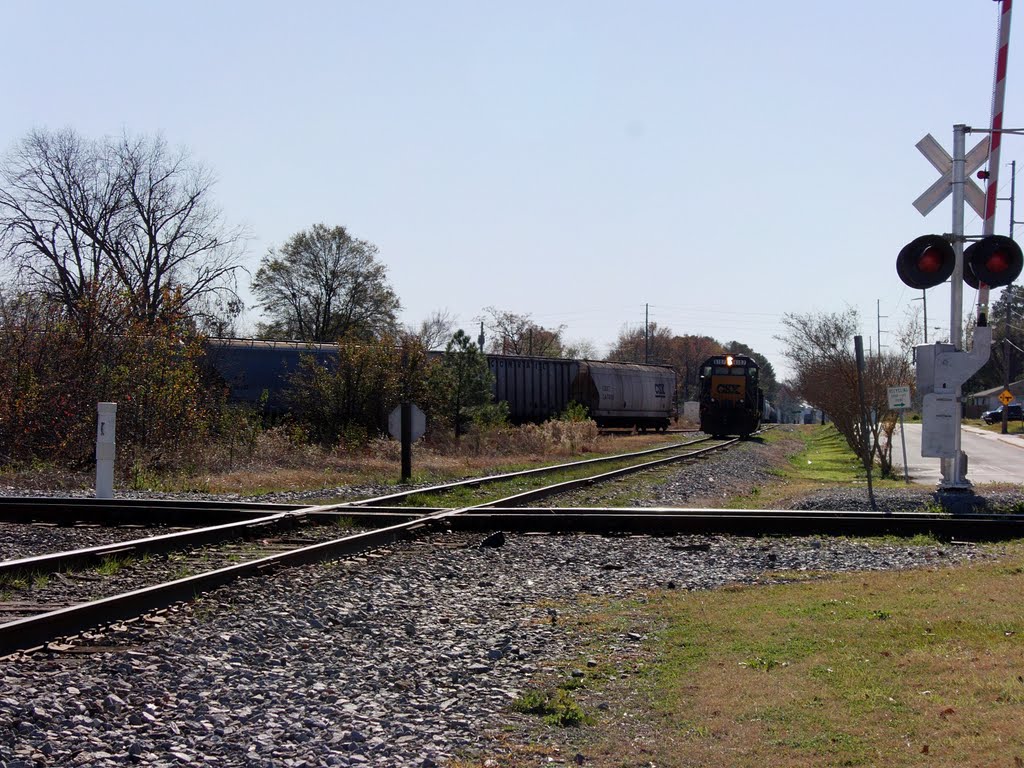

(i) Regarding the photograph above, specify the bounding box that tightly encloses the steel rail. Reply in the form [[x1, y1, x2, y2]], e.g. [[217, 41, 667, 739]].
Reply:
[[432, 507, 1024, 539], [0, 432, 757, 656], [0, 509, 458, 657], [305, 506, 1024, 540], [0, 497, 303, 526], [0, 438, 716, 582], [343, 436, 714, 507], [0, 510, 311, 582], [0, 437, 709, 526], [472, 439, 738, 508]]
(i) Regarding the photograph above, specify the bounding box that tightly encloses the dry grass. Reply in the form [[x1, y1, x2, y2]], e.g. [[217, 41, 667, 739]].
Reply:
[[0, 422, 677, 495]]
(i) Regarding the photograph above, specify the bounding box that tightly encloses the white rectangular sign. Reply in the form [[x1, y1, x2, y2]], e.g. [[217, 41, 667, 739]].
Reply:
[[887, 385, 912, 410], [921, 393, 957, 458]]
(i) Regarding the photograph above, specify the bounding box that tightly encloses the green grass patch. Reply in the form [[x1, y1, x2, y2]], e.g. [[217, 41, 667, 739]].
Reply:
[[544, 542, 1024, 768], [0, 575, 30, 591], [969, 418, 1024, 435], [511, 687, 593, 727], [95, 554, 134, 576], [787, 425, 866, 483]]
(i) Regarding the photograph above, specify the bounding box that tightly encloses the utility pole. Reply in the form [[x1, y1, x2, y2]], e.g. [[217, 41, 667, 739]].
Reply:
[[644, 303, 649, 364], [922, 291, 927, 344], [1011, 160, 1018, 240], [1004, 298, 1012, 435], [912, 291, 928, 344], [876, 299, 887, 357], [1004, 160, 1018, 437], [997, 160, 1021, 436]]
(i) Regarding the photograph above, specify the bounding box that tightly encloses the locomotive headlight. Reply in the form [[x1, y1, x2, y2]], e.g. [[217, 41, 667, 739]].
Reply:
[[726, 355, 734, 367]]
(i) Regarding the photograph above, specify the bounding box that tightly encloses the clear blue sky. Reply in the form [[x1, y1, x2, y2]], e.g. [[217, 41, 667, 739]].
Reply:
[[2, 1, 1020, 379]]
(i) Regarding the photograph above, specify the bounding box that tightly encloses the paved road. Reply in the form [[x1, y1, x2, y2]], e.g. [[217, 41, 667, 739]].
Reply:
[[893, 421, 1024, 485]]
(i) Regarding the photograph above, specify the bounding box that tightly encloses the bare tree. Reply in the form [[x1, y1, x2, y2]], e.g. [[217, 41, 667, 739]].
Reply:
[[0, 129, 121, 330], [114, 134, 247, 327], [481, 306, 565, 357], [0, 128, 246, 332], [413, 308, 457, 351], [562, 338, 598, 359], [252, 224, 400, 342], [777, 308, 912, 476]]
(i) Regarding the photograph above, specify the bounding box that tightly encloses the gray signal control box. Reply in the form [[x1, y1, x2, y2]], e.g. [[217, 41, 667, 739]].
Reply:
[[914, 342, 956, 398], [914, 326, 991, 458]]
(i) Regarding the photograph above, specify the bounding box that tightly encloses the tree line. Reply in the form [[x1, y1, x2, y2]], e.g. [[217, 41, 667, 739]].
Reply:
[[6, 126, 989, 480]]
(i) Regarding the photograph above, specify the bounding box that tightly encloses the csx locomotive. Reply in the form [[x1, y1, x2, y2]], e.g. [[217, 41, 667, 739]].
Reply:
[[698, 353, 763, 438]]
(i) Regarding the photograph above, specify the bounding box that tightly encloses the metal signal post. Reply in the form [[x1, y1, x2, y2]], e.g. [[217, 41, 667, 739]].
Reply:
[[947, 125, 968, 488]]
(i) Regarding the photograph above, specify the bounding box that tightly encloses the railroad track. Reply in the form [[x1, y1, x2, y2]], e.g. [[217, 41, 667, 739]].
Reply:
[[2, 428, 1020, 657], [0, 434, 725, 591]]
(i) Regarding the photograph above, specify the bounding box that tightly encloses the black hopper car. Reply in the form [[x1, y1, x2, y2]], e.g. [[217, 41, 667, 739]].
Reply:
[[698, 353, 763, 438], [205, 339, 676, 432], [490, 356, 675, 432]]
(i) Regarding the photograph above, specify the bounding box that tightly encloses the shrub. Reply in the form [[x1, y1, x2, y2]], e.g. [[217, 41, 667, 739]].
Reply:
[[0, 288, 223, 472], [560, 400, 590, 422]]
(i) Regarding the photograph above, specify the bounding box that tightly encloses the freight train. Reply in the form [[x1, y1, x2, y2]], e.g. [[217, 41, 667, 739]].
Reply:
[[489, 355, 674, 431], [698, 353, 763, 438], [205, 339, 676, 432]]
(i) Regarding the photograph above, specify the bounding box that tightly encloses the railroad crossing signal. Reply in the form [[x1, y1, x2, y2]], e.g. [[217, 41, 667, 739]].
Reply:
[[896, 235, 955, 289], [896, 233, 1022, 290], [999, 389, 1014, 406], [913, 134, 989, 217], [964, 235, 1023, 287]]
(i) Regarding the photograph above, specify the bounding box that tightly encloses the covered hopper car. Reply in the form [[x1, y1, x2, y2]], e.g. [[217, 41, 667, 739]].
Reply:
[[488, 356, 675, 431]]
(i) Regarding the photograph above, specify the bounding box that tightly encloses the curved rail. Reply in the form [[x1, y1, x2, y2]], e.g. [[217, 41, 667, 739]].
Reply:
[[345, 435, 716, 508]]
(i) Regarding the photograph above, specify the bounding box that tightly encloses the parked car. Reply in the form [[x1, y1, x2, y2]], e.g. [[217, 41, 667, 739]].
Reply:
[[982, 403, 1024, 424]]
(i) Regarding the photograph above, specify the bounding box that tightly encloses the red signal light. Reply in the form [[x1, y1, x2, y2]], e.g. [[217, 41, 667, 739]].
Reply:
[[985, 250, 1011, 273], [897, 235, 955, 289], [917, 247, 944, 273], [964, 236, 1023, 288]]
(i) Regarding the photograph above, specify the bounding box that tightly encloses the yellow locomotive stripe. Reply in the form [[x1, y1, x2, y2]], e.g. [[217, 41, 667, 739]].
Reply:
[[710, 375, 745, 402]]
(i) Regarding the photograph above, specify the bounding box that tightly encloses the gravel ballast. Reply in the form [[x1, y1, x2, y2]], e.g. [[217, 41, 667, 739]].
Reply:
[[0, 531, 992, 768], [3, 428, 1023, 767]]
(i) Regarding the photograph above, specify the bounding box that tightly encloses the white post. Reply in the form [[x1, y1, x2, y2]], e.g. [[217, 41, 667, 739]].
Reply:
[[899, 411, 909, 484], [96, 402, 117, 499]]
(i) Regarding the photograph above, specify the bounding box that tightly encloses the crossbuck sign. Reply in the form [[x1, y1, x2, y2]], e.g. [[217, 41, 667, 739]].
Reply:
[[913, 134, 990, 217]]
